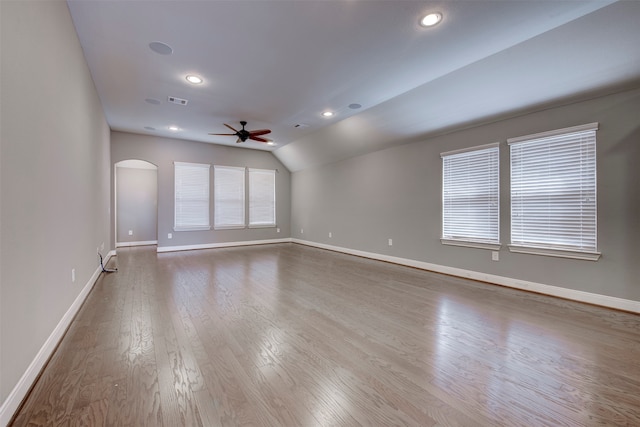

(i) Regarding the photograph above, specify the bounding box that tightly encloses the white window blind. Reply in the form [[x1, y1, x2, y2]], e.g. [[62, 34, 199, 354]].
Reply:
[[442, 143, 500, 248], [249, 168, 276, 227], [509, 123, 598, 258], [174, 162, 210, 231], [214, 165, 245, 229]]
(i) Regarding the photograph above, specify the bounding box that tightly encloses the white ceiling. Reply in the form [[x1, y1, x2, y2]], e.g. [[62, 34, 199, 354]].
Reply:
[[67, 0, 640, 172]]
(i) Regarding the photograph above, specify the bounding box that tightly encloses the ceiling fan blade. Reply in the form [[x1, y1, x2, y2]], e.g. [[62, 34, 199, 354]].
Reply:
[[209, 133, 237, 136], [224, 123, 239, 132], [249, 135, 271, 143], [248, 129, 271, 136]]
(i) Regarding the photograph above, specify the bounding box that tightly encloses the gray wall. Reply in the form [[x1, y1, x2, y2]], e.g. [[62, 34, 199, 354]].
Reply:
[[1, 0, 111, 406], [116, 165, 158, 244], [111, 132, 291, 249], [291, 88, 640, 302]]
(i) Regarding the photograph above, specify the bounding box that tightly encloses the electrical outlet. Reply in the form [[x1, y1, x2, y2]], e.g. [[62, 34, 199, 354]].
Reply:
[[277, 228, 280, 233], [71, 269, 76, 283], [301, 228, 304, 234], [168, 233, 172, 239], [492, 251, 499, 261], [128, 230, 133, 236], [388, 238, 393, 246], [329, 232, 332, 238]]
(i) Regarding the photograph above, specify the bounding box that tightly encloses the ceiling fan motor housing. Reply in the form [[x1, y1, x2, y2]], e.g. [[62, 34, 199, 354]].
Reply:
[[209, 121, 271, 144], [237, 121, 249, 141]]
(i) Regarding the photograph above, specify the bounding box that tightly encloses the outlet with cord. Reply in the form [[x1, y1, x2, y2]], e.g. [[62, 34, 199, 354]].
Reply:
[[97, 248, 117, 273]]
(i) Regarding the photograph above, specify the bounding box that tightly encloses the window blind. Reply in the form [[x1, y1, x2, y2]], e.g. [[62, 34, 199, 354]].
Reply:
[[509, 123, 597, 254], [442, 144, 500, 246], [249, 168, 276, 227], [174, 162, 210, 231], [214, 165, 245, 228]]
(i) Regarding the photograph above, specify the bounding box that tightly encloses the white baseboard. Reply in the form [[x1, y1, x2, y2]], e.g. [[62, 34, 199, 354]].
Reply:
[[292, 239, 640, 314], [116, 240, 157, 247], [157, 238, 293, 253], [0, 250, 116, 427]]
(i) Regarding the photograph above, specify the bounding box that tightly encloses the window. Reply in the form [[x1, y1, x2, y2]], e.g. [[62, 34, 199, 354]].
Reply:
[[214, 165, 245, 229], [441, 143, 500, 249], [174, 162, 210, 231], [249, 168, 276, 227], [508, 123, 599, 260]]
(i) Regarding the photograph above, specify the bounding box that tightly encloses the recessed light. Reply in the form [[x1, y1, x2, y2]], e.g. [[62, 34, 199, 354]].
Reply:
[[186, 75, 203, 84], [144, 126, 156, 131], [321, 111, 335, 118], [420, 12, 442, 27], [267, 141, 276, 146], [168, 125, 180, 131], [348, 103, 362, 110], [149, 41, 173, 55]]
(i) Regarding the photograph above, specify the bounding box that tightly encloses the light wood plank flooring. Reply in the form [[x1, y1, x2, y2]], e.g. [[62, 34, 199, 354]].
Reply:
[[10, 243, 640, 426]]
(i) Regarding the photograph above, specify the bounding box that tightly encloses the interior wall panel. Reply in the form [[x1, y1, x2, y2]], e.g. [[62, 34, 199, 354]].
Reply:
[[291, 88, 640, 302]]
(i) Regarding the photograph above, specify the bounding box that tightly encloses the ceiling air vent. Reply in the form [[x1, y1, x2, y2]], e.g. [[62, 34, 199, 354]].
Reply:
[[168, 96, 188, 106]]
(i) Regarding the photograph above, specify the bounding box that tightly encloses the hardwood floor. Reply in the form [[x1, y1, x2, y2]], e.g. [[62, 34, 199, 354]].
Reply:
[[10, 243, 640, 426]]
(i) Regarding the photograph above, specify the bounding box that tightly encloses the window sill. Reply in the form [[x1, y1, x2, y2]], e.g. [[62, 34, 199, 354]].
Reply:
[[174, 226, 211, 232], [249, 224, 276, 229], [214, 225, 246, 230], [441, 239, 501, 251], [508, 245, 601, 261]]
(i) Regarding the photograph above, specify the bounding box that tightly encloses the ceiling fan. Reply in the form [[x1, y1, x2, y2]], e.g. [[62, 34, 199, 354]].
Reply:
[[209, 121, 272, 144]]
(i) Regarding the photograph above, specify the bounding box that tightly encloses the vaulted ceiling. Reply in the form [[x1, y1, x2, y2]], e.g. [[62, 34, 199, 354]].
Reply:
[[67, 0, 640, 172]]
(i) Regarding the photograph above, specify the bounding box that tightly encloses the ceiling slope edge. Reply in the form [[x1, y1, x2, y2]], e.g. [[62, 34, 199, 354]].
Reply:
[[274, 1, 640, 173]]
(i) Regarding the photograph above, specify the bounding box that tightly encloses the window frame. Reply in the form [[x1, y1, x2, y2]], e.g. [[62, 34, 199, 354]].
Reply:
[[508, 122, 600, 261], [248, 168, 277, 228], [213, 165, 246, 230], [441, 143, 501, 251], [173, 161, 211, 232]]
